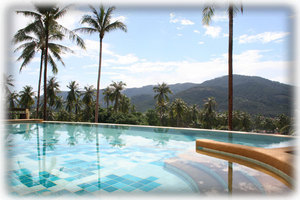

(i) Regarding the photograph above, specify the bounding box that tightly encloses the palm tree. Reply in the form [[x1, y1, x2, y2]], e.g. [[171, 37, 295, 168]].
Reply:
[[201, 97, 217, 129], [170, 98, 188, 127], [16, 4, 85, 120], [103, 86, 114, 109], [82, 85, 96, 122], [8, 92, 19, 109], [202, 4, 243, 130], [110, 81, 126, 112], [3, 74, 14, 95], [13, 22, 73, 118], [119, 94, 131, 113], [153, 83, 172, 125], [66, 81, 80, 113], [19, 85, 35, 109], [75, 5, 127, 123], [155, 101, 169, 126], [153, 82, 173, 105], [46, 77, 60, 110]]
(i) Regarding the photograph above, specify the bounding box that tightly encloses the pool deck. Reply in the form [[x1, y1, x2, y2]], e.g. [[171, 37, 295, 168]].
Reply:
[[196, 139, 294, 187]]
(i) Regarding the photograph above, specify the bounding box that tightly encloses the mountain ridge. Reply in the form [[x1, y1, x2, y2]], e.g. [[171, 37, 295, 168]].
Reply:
[[57, 74, 292, 117]]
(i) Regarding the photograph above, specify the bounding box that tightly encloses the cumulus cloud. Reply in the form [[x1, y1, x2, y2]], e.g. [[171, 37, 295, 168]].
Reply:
[[169, 12, 194, 26], [103, 49, 290, 87], [203, 25, 222, 38], [239, 32, 289, 44]]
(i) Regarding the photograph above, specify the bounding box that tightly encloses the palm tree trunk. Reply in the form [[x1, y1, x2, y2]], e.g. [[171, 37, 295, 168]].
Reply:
[[36, 49, 44, 119], [43, 20, 49, 121], [228, 5, 233, 131], [95, 38, 103, 123]]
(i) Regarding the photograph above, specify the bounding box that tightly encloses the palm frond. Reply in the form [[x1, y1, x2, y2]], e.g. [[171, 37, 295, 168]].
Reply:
[[105, 21, 127, 33], [202, 6, 215, 25]]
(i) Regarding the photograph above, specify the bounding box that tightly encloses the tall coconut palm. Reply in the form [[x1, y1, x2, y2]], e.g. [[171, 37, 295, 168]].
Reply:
[[16, 4, 85, 120], [103, 86, 114, 109], [8, 92, 19, 109], [66, 81, 80, 113], [201, 97, 217, 129], [110, 81, 126, 112], [13, 19, 73, 119], [202, 4, 243, 130], [75, 5, 127, 123], [46, 77, 60, 110], [19, 85, 35, 109], [170, 98, 188, 127], [153, 82, 173, 105], [82, 85, 96, 122]]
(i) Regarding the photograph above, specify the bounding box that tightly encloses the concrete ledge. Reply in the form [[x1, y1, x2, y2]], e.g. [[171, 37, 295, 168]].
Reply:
[[196, 139, 294, 187], [5, 119, 43, 123]]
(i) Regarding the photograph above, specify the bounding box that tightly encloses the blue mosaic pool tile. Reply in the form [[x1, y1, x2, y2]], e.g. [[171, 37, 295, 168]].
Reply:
[[75, 190, 89, 195], [121, 185, 135, 192], [113, 182, 127, 189], [65, 177, 77, 182], [78, 183, 92, 189], [122, 174, 142, 182], [120, 178, 134, 185], [36, 189, 50, 194], [103, 186, 118, 192], [138, 179, 152, 185], [43, 181, 56, 188], [49, 176, 60, 181], [130, 182, 144, 188], [106, 174, 119, 179], [146, 176, 159, 181], [105, 179, 118, 185], [84, 185, 99, 193]]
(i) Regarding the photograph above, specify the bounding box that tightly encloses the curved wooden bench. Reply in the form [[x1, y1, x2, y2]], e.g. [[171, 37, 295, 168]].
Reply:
[[196, 139, 294, 187]]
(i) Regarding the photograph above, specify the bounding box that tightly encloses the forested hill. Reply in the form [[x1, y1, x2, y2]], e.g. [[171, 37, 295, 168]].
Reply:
[[58, 75, 293, 117], [128, 75, 293, 116]]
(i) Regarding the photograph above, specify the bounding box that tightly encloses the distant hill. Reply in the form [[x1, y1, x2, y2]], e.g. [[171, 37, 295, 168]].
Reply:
[[58, 75, 293, 117]]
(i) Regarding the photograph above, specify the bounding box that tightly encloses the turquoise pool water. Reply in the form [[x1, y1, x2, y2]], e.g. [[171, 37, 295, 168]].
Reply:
[[6, 123, 294, 196]]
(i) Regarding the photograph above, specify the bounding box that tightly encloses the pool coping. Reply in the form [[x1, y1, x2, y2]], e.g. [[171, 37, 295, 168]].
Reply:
[[35, 120, 295, 138], [195, 139, 294, 187], [4, 119, 294, 138]]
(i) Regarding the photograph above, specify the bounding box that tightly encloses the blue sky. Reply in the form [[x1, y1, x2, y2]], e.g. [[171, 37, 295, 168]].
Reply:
[[9, 3, 293, 92]]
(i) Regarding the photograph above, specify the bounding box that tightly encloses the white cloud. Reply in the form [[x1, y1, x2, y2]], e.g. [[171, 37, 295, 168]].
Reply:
[[239, 32, 289, 44], [111, 15, 127, 23], [169, 12, 194, 26], [194, 30, 200, 34], [104, 49, 290, 87], [212, 13, 228, 22], [180, 19, 194, 25], [203, 25, 222, 38], [198, 41, 204, 45]]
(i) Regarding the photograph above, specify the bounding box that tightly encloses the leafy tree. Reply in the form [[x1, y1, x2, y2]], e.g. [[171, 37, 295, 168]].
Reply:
[[81, 85, 95, 122], [66, 81, 80, 114], [153, 83, 172, 125], [145, 109, 160, 126], [110, 81, 126, 112], [75, 5, 127, 123], [119, 94, 131, 114], [202, 3, 243, 130], [16, 4, 85, 120], [103, 86, 114, 109], [170, 98, 188, 127], [153, 82, 173, 104], [46, 77, 60, 110], [19, 85, 35, 109], [200, 97, 217, 129]]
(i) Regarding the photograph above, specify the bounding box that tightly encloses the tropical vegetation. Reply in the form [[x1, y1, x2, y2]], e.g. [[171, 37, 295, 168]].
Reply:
[[9, 4, 293, 136]]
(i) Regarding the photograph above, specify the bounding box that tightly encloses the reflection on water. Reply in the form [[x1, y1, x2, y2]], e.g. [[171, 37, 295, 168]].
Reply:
[[6, 123, 292, 196]]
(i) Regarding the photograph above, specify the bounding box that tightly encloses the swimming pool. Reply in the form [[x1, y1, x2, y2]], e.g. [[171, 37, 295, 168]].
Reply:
[[6, 122, 294, 196]]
